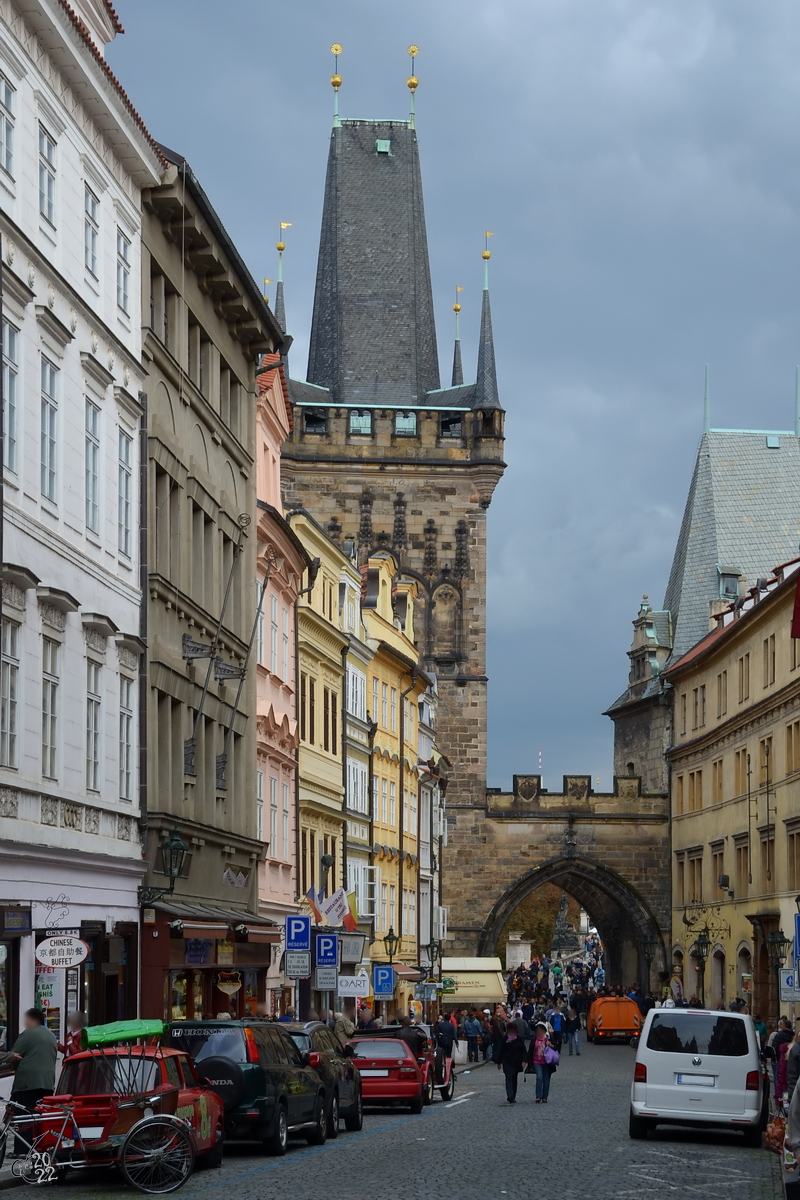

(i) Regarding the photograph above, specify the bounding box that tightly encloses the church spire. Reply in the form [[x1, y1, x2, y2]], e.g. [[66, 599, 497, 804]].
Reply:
[[451, 287, 463, 386], [474, 234, 500, 410], [274, 223, 291, 333]]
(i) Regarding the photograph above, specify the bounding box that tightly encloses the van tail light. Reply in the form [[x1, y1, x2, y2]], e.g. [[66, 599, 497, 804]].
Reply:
[[745, 1070, 759, 1091], [308, 1052, 322, 1068], [244, 1028, 260, 1065], [634, 1063, 647, 1084]]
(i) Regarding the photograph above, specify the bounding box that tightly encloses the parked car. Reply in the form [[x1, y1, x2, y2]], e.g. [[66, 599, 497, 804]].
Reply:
[[587, 996, 642, 1044], [629, 1007, 767, 1145], [286, 1022, 363, 1135], [166, 1020, 327, 1154], [347, 1036, 425, 1113], [355, 1024, 455, 1104]]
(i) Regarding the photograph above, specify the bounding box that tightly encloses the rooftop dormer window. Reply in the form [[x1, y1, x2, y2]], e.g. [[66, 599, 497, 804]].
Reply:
[[349, 410, 372, 436], [440, 413, 462, 439], [395, 411, 417, 436], [304, 408, 327, 435]]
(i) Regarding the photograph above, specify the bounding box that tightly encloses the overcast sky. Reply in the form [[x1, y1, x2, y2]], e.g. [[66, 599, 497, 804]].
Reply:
[[111, 0, 800, 793]]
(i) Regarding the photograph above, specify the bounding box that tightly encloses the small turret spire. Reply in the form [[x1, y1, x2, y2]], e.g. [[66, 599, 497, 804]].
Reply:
[[451, 286, 463, 386], [407, 45, 419, 129], [702, 362, 710, 435], [331, 43, 342, 128], [474, 235, 500, 410], [274, 223, 291, 333]]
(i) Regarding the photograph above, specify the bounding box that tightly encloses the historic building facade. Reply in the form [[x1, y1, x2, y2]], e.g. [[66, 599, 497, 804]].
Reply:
[[0, 0, 162, 1036], [665, 559, 800, 1019], [280, 102, 506, 832], [138, 146, 286, 1019]]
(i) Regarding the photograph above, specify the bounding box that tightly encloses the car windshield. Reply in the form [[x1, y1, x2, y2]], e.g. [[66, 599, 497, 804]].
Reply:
[[59, 1054, 161, 1097], [646, 1013, 748, 1056], [350, 1040, 408, 1059], [166, 1025, 247, 1064]]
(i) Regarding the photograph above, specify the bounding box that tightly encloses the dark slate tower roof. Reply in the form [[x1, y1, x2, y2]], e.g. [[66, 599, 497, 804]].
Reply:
[[307, 119, 440, 405], [663, 429, 800, 660], [474, 287, 500, 410]]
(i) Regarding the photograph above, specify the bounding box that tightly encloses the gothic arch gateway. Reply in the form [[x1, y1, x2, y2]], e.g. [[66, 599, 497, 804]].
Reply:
[[447, 774, 671, 986]]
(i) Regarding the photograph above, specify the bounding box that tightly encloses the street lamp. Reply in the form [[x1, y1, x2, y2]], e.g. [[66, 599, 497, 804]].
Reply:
[[426, 938, 439, 971], [692, 932, 710, 1006], [138, 827, 190, 906], [383, 926, 399, 964], [766, 928, 793, 1029]]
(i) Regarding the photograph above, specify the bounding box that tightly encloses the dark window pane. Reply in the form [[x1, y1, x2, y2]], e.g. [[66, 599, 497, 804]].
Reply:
[[646, 1014, 748, 1056]]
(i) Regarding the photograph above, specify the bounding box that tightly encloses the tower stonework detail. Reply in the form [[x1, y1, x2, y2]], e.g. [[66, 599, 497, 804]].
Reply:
[[281, 115, 505, 809]]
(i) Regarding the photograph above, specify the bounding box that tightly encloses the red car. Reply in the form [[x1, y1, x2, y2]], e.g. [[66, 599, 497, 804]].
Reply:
[[347, 1037, 424, 1113]]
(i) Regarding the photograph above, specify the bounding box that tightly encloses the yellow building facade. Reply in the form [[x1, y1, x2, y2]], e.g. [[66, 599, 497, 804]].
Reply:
[[362, 554, 428, 1012], [666, 559, 800, 1024]]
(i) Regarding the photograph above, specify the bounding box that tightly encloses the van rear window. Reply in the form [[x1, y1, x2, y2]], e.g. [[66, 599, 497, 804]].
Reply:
[[166, 1025, 247, 1064], [646, 1013, 748, 1056]]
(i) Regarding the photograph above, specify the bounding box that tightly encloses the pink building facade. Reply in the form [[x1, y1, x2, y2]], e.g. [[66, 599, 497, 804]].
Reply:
[[255, 356, 309, 1014]]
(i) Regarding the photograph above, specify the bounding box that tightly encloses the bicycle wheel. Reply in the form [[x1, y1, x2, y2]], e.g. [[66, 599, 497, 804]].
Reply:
[[120, 1118, 195, 1195]]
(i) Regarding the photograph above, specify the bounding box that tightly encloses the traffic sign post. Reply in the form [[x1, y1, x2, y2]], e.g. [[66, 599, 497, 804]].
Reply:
[[373, 965, 395, 997], [780, 967, 800, 1003], [315, 966, 338, 991], [286, 915, 311, 951], [316, 933, 339, 967], [285, 950, 312, 979]]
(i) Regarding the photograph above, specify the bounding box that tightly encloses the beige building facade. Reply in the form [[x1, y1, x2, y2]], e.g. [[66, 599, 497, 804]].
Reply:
[[666, 558, 800, 1022]]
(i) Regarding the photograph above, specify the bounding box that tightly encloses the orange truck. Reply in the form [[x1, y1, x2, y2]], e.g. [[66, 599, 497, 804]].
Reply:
[[586, 996, 642, 1044]]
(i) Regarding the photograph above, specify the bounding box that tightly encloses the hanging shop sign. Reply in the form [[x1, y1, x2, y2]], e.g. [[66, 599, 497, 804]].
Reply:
[[215, 971, 242, 996], [35, 936, 89, 969]]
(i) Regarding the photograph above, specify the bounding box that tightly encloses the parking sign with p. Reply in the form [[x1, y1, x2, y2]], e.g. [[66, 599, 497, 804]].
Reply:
[[316, 934, 338, 967], [286, 914, 311, 951]]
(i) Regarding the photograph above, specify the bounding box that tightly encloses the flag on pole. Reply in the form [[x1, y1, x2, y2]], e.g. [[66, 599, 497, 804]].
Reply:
[[305, 887, 323, 923], [344, 892, 358, 932]]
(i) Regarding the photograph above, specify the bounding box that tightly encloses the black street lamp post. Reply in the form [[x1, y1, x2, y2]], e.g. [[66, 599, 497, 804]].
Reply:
[[766, 929, 792, 1029], [693, 932, 710, 1006], [383, 926, 399, 964], [640, 936, 658, 990], [138, 828, 190, 906]]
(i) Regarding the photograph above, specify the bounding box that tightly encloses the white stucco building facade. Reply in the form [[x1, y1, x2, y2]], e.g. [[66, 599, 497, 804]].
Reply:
[[0, 0, 163, 1041]]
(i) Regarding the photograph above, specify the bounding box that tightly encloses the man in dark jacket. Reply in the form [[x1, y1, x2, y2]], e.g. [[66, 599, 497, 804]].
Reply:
[[495, 1024, 527, 1103], [0, 1009, 57, 1153]]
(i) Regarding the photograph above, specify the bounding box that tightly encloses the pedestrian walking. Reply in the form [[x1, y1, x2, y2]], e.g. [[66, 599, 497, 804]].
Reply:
[[463, 1011, 482, 1063], [527, 1021, 555, 1103], [480, 1012, 493, 1060], [564, 1006, 581, 1056], [495, 1020, 527, 1103], [0, 1009, 57, 1152]]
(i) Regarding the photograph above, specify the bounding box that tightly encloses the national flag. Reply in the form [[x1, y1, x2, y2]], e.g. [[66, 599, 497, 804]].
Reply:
[[344, 892, 358, 932], [305, 887, 322, 923]]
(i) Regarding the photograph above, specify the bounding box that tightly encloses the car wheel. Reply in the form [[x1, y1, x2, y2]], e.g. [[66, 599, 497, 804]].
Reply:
[[628, 1112, 651, 1140], [344, 1089, 363, 1132], [439, 1073, 455, 1102], [409, 1089, 424, 1114], [742, 1125, 762, 1148], [201, 1119, 224, 1168], [423, 1072, 435, 1105], [264, 1105, 288, 1157], [306, 1097, 328, 1145], [326, 1092, 340, 1139]]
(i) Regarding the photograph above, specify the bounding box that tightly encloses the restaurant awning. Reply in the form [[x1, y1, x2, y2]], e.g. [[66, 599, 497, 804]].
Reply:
[[155, 901, 277, 940], [441, 957, 507, 1005], [393, 965, 422, 981]]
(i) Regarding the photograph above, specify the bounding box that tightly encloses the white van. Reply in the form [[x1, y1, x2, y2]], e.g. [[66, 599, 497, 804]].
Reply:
[[630, 1008, 767, 1145]]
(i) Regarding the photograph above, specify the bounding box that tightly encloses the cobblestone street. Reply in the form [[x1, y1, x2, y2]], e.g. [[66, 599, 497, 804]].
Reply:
[[11, 1041, 783, 1200]]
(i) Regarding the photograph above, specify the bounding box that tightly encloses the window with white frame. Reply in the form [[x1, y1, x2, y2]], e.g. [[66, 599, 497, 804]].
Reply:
[[256, 769, 264, 841], [282, 781, 290, 860], [40, 357, 57, 501], [84, 186, 99, 277], [86, 660, 101, 791], [381, 778, 388, 824], [372, 677, 379, 723], [119, 675, 133, 800], [256, 582, 264, 664], [270, 594, 278, 673], [85, 400, 100, 533], [116, 228, 131, 313], [389, 884, 396, 930], [38, 125, 56, 225], [2, 320, 17, 472], [408, 887, 416, 935], [372, 774, 379, 819], [347, 665, 367, 720], [0, 73, 14, 177], [409, 789, 417, 833], [390, 688, 397, 732], [269, 775, 278, 855], [118, 430, 132, 557], [380, 882, 387, 932], [347, 859, 371, 917], [42, 637, 59, 780], [0, 619, 19, 768], [282, 607, 289, 680], [348, 759, 369, 813], [389, 781, 396, 826], [381, 682, 388, 727]]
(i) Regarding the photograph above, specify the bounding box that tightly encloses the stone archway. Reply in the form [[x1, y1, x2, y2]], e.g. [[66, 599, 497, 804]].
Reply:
[[476, 853, 666, 987]]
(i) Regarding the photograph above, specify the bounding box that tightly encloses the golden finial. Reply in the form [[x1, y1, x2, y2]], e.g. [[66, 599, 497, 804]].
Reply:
[[482, 231, 493, 261], [407, 44, 419, 94], [453, 285, 463, 313], [330, 43, 343, 91], [263, 278, 272, 303]]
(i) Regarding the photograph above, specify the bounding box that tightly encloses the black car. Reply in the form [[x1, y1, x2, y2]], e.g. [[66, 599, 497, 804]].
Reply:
[[287, 1022, 363, 1136], [166, 1019, 328, 1155]]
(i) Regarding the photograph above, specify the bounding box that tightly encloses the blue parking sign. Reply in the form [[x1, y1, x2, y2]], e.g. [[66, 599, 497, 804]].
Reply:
[[373, 965, 395, 996], [286, 915, 311, 951], [316, 933, 338, 967]]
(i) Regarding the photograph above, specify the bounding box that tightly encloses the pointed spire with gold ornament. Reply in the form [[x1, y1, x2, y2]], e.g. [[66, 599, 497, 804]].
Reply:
[[331, 43, 343, 127], [407, 45, 419, 128], [452, 286, 464, 386], [274, 223, 291, 332], [474, 233, 500, 410]]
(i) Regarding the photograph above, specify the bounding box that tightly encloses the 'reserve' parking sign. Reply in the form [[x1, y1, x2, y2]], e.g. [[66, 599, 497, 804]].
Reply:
[[286, 915, 311, 951], [316, 933, 339, 966]]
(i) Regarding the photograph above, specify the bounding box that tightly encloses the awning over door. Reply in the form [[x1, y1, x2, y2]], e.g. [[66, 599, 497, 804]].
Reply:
[[441, 957, 507, 1006]]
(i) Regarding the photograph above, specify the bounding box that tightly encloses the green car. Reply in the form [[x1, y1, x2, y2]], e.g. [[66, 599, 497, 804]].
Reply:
[[166, 1019, 327, 1155]]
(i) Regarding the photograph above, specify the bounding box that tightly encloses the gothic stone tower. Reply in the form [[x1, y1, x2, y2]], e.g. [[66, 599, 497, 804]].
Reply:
[[281, 113, 505, 807]]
